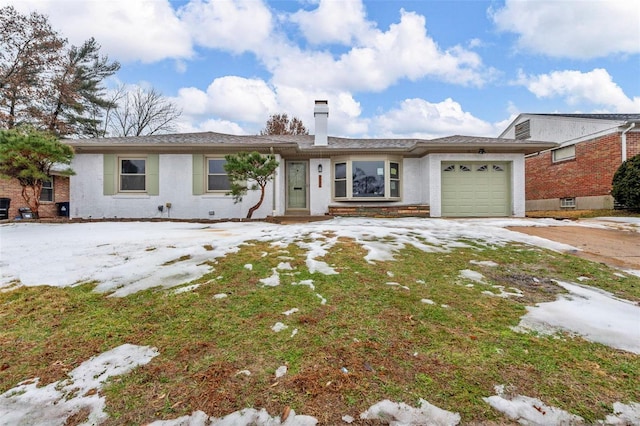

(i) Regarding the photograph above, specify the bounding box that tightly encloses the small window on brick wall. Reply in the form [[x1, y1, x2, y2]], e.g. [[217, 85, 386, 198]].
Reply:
[[552, 145, 576, 162], [561, 197, 576, 208], [40, 178, 54, 202]]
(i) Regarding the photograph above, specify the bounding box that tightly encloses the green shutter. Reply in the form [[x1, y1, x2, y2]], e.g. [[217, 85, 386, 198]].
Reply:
[[147, 154, 159, 196], [192, 154, 204, 195], [103, 154, 116, 195]]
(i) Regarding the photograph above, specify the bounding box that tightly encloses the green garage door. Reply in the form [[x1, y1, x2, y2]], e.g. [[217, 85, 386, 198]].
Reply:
[[441, 162, 510, 217]]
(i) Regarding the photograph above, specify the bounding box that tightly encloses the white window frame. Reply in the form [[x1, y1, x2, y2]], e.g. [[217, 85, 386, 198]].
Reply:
[[205, 157, 232, 192], [332, 156, 402, 201], [561, 197, 576, 208], [40, 177, 54, 202], [552, 145, 576, 163], [119, 157, 147, 193]]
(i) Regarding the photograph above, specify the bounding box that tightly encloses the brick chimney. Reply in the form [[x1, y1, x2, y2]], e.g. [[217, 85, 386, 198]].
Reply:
[[314, 100, 328, 146]]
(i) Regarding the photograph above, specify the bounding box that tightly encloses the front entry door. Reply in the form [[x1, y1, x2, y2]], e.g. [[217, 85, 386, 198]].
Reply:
[[287, 161, 308, 211]]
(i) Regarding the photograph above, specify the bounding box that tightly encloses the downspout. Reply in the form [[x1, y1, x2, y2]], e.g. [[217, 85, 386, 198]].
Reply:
[[270, 146, 276, 216], [621, 122, 636, 162]]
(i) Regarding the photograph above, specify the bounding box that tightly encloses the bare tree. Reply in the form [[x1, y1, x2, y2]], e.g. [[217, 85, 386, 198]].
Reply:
[[0, 6, 64, 129], [260, 113, 308, 135], [108, 86, 182, 137], [0, 7, 119, 137]]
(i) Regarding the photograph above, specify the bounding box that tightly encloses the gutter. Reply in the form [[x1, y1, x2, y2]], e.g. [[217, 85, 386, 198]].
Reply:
[[621, 122, 636, 162]]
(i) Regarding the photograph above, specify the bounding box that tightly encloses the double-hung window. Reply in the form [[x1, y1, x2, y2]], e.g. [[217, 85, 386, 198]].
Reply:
[[104, 154, 158, 196], [207, 158, 231, 192], [120, 158, 146, 192], [333, 157, 401, 200], [40, 178, 54, 202]]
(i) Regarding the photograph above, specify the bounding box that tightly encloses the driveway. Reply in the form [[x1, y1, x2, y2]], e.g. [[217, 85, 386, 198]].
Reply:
[[509, 222, 640, 271]]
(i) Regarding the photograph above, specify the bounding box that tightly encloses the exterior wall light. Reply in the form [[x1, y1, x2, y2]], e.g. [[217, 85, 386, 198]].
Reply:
[[478, 148, 486, 154], [318, 164, 323, 173]]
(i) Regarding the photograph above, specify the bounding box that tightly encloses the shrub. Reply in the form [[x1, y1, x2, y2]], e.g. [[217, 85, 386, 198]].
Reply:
[[611, 154, 640, 210]]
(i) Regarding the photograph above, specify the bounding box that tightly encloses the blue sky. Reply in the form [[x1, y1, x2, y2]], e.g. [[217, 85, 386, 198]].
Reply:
[[5, 0, 640, 138]]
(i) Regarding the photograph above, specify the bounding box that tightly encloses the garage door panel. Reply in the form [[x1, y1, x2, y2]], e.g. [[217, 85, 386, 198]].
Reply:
[[441, 162, 510, 217]]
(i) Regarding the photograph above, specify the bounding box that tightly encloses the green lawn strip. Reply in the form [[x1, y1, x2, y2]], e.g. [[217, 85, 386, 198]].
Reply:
[[0, 239, 638, 425]]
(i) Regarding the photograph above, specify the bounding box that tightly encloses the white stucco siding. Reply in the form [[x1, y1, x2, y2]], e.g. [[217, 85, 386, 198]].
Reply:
[[427, 153, 525, 217], [420, 156, 430, 204], [71, 154, 278, 220], [400, 158, 425, 204], [503, 115, 622, 143], [310, 158, 331, 216]]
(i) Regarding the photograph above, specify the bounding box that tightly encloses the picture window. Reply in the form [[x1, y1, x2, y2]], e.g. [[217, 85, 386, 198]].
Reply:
[[333, 157, 401, 200]]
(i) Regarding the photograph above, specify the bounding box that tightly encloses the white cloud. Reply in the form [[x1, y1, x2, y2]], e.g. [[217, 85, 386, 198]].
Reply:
[[4, 0, 193, 63], [174, 76, 278, 125], [518, 68, 640, 112], [372, 98, 498, 138], [272, 9, 488, 93], [178, 0, 273, 53], [491, 0, 640, 59], [175, 118, 246, 135], [289, 0, 373, 45]]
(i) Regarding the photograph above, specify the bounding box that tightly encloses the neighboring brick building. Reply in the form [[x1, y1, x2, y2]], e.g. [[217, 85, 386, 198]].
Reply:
[[0, 175, 70, 219], [500, 114, 640, 211]]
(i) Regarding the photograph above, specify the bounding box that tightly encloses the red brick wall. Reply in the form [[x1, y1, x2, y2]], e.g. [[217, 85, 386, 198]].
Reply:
[[526, 132, 629, 200], [627, 131, 640, 159], [0, 176, 69, 219]]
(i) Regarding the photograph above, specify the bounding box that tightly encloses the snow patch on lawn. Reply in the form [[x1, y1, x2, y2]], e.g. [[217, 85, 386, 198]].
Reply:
[[485, 385, 640, 425], [513, 281, 640, 354], [0, 344, 158, 425], [171, 283, 200, 294], [483, 385, 583, 424], [260, 268, 280, 287], [359, 398, 461, 425], [275, 366, 287, 378], [0, 218, 582, 296], [606, 402, 640, 425], [149, 408, 318, 426], [272, 322, 288, 332], [459, 269, 486, 283], [470, 260, 499, 267]]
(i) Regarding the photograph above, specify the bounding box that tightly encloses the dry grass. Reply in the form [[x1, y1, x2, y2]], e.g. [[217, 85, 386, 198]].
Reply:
[[1, 239, 639, 425], [526, 209, 640, 219]]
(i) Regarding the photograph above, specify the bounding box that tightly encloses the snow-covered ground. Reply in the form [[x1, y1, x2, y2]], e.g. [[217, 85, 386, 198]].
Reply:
[[1, 217, 639, 425]]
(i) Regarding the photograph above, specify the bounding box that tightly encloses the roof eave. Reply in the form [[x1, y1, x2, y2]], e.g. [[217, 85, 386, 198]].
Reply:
[[68, 142, 300, 155]]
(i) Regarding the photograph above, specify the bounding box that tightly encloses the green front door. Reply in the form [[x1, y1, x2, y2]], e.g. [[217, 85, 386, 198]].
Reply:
[[287, 161, 308, 210], [441, 162, 510, 217]]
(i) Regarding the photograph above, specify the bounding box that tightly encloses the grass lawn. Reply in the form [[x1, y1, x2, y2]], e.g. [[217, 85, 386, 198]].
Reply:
[[1, 236, 639, 424]]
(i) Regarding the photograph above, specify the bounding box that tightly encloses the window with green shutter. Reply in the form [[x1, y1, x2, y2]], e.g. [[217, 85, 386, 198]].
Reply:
[[103, 154, 159, 195]]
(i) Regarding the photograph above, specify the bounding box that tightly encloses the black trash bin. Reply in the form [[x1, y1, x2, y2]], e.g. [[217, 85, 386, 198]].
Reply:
[[0, 198, 10, 220], [56, 201, 70, 217]]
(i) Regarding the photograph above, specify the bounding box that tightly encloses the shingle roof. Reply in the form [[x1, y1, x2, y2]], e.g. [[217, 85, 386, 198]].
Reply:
[[531, 113, 640, 121], [67, 131, 557, 155]]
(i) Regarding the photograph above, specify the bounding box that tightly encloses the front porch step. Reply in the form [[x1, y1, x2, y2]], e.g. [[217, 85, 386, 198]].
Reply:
[[328, 204, 430, 218], [265, 215, 334, 224]]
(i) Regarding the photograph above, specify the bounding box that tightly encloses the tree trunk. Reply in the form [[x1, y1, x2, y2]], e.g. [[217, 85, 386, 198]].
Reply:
[[246, 185, 266, 219], [21, 184, 41, 218]]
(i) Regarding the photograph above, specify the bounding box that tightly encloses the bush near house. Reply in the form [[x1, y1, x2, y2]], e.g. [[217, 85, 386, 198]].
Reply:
[[612, 154, 640, 210], [0, 127, 74, 218]]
